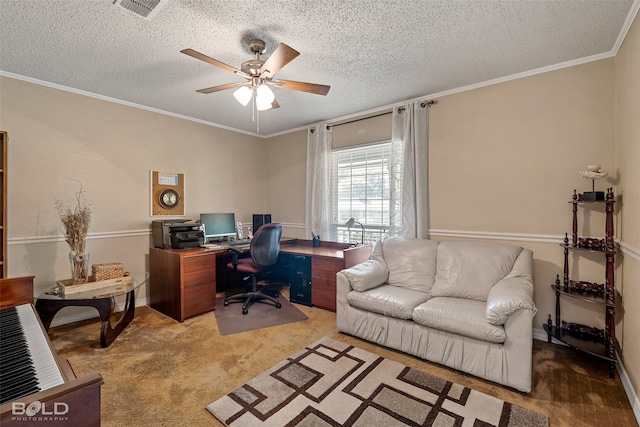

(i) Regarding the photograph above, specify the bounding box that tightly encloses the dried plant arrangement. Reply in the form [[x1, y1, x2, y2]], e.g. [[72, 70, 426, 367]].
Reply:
[[54, 181, 92, 283]]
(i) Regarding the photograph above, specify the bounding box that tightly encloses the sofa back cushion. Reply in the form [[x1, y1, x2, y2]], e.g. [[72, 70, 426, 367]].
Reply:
[[430, 241, 523, 302], [372, 236, 438, 293]]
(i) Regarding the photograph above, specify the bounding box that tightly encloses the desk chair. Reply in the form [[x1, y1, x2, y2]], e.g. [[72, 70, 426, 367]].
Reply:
[[224, 223, 282, 315]]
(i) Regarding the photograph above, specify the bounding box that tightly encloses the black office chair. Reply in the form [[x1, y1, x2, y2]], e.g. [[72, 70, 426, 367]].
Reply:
[[224, 223, 282, 315]]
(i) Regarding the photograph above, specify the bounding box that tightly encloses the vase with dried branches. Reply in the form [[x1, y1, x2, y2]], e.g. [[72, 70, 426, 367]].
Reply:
[[55, 183, 92, 285]]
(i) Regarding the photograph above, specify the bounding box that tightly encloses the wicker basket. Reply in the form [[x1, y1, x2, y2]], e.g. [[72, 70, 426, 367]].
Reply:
[[92, 262, 125, 281]]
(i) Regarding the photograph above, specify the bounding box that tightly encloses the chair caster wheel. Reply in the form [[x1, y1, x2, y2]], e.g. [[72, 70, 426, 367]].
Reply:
[[242, 308, 248, 315], [276, 303, 282, 308], [224, 301, 229, 306]]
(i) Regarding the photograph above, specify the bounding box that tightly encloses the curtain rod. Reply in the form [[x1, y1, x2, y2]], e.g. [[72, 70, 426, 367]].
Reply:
[[326, 99, 438, 129]]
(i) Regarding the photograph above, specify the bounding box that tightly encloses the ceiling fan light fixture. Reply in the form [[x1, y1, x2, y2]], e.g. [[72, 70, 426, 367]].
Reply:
[[255, 84, 275, 110], [233, 86, 252, 106], [256, 101, 272, 111]]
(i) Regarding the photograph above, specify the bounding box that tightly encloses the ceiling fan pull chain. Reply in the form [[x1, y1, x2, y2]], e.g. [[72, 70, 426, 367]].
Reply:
[[255, 94, 261, 133], [252, 91, 256, 123]]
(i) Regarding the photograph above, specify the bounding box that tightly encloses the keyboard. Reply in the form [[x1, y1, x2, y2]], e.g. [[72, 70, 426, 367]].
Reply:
[[227, 239, 252, 247], [200, 244, 225, 249]]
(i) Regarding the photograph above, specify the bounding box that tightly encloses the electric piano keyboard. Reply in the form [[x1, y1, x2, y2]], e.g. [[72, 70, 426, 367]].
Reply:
[[0, 304, 65, 404], [0, 276, 103, 426]]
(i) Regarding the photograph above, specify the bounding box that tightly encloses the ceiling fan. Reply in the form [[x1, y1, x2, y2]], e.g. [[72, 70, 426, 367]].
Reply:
[[181, 39, 330, 111]]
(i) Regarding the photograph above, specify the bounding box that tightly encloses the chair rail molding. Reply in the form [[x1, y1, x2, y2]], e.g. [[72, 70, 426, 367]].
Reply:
[[9, 229, 151, 245], [428, 229, 561, 244], [9, 227, 640, 263]]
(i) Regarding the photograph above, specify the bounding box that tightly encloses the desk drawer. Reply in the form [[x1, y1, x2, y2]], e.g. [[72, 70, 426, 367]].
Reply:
[[184, 269, 215, 288], [183, 253, 217, 273], [184, 282, 216, 319], [183, 253, 216, 288], [289, 254, 311, 268], [289, 271, 312, 306]]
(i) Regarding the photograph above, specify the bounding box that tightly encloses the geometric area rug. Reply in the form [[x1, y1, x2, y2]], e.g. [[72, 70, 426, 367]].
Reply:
[[206, 336, 548, 426]]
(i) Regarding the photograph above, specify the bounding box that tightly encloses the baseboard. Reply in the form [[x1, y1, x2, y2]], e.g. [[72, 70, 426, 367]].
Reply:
[[618, 354, 640, 425], [533, 327, 640, 425]]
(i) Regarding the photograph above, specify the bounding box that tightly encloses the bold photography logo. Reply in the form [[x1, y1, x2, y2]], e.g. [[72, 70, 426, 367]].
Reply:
[[12, 400, 69, 421]]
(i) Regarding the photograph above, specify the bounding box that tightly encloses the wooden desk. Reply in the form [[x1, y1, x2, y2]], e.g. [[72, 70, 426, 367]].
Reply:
[[278, 240, 372, 312], [149, 240, 372, 321]]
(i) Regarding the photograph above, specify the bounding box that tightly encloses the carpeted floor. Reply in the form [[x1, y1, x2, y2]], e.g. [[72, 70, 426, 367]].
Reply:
[[48, 299, 637, 427]]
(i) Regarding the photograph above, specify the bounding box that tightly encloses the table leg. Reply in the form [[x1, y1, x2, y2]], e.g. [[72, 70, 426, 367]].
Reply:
[[100, 289, 136, 348]]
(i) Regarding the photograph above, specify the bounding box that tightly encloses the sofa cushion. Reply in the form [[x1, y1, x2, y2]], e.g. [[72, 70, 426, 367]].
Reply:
[[377, 236, 439, 294], [342, 259, 389, 292], [347, 285, 431, 320], [413, 297, 506, 343], [430, 241, 523, 302]]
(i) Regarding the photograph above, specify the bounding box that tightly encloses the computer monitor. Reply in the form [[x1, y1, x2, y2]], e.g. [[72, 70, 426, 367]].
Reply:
[[200, 213, 236, 242]]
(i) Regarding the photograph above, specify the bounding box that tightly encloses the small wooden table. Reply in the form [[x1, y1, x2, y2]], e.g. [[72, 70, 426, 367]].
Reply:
[[35, 275, 146, 348]]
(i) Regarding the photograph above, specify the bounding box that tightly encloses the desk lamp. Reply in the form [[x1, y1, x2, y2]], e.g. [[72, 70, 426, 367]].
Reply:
[[345, 217, 365, 245]]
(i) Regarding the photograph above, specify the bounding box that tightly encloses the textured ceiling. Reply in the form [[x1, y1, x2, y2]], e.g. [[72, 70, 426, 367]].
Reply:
[[0, 0, 637, 136]]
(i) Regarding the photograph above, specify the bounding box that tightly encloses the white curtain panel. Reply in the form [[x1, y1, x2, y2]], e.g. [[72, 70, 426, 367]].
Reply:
[[305, 123, 334, 241], [390, 101, 429, 238]]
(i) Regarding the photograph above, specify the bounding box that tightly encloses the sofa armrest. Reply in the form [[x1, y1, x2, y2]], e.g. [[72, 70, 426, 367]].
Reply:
[[485, 276, 536, 325], [340, 259, 389, 292]]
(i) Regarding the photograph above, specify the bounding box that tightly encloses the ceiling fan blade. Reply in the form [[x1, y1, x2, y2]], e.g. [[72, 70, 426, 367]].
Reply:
[[181, 48, 249, 78], [196, 82, 244, 94], [259, 43, 300, 77], [274, 79, 331, 96]]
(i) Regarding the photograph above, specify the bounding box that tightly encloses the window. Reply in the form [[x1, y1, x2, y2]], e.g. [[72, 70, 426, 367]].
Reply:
[[330, 141, 394, 244]]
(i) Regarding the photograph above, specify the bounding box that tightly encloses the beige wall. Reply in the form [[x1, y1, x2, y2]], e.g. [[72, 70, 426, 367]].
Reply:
[[332, 113, 392, 149], [0, 76, 265, 315], [615, 11, 640, 401], [265, 129, 308, 238], [429, 60, 615, 235]]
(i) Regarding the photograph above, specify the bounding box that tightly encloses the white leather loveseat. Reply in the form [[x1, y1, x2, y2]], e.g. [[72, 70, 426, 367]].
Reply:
[[336, 237, 536, 392]]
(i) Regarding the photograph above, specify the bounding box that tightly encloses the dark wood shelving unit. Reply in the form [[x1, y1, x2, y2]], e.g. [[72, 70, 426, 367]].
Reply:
[[545, 188, 617, 378], [549, 284, 616, 307], [543, 325, 614, 361]]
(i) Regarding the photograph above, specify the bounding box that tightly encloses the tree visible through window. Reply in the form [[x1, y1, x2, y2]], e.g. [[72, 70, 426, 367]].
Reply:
[[331, 142, 393, 244]]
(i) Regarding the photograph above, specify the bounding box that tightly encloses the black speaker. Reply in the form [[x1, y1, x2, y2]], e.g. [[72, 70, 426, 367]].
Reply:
[[253, 214, 272, 233]]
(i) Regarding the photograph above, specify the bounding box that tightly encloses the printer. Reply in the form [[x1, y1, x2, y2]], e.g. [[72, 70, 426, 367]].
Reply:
[[151, 220, 204, 249]]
